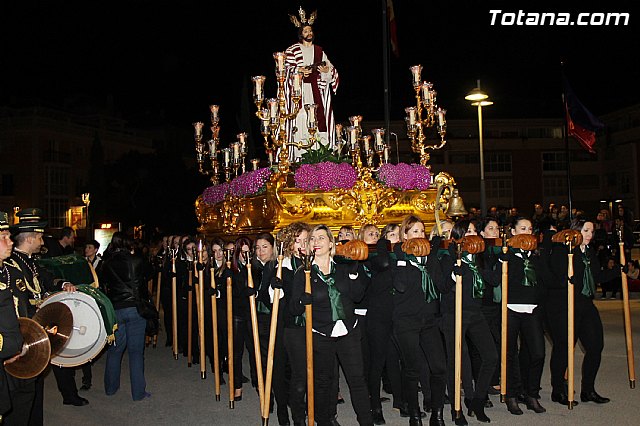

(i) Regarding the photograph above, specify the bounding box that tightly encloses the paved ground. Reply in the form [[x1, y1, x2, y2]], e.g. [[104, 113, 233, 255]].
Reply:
[[42, 296, 640, 426]]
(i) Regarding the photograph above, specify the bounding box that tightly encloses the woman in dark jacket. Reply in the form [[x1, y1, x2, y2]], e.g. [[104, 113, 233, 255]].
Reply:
[[392, 215, 447, 426], [545, 219, 610, 405], [101, 232, 150, 401], [290, 224, 373, 426]]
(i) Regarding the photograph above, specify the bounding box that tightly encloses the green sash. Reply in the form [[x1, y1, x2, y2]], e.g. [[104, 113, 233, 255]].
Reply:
[[516, 249, 536, 287], [313, 263, 346, 321], [581, 252, 596, 297], [461, 255, 484, 299], [406, 254, 438, 303]]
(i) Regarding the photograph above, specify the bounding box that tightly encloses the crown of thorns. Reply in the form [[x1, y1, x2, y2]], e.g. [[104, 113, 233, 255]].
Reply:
[[289, 7, 317, 28]]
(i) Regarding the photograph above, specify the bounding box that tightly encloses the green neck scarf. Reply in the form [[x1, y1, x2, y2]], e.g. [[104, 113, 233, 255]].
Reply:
[[516, 249, 537, 287], [406, 254, 439, 303], [313, 262, 346, 321], [461, 254, 484, 299], [581, 251, 596, 297]]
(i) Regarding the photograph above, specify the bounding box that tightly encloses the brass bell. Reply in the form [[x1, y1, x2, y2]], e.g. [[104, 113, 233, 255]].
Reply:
[[446, 189, 468, 218]]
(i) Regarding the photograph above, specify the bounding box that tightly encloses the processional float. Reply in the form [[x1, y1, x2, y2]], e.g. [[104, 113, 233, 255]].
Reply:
[[189, 41, 468, 421]]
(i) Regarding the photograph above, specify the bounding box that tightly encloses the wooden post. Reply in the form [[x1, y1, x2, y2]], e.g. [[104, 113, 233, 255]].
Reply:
[[567, 252, 575, 409], [262, 253, 284, 426], [198, 244, 206, 379], [247, 260, 265, 417], [619, 241, 636, 388], [171, 254, 179, 360], [154, 270, 162, 348], [226, 256, 235, 409], [454, 255, 463, 419], [500, 247, 508, 403], [210, 267, 221, 401], [188, 266, 194, 368], [304, 269, 314, 426]]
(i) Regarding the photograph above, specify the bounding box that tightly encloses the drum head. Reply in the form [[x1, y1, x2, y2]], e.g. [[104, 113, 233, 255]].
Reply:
[[40, 292, 107, 367]]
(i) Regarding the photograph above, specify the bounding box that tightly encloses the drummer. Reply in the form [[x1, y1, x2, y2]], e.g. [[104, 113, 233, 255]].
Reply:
[[4, 208, 84, 426], [0, 211, 23, 421]]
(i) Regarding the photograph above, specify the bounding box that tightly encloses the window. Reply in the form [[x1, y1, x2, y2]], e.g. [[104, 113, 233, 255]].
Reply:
[[618, 172, 631, 194], [449, 152, 479, 164], [45, 197, 68, 228], [44, 166, 69, 196], [542, 152, 567, 172], [486, 178, 512, 199], [543, 177, 568, 197], [485, 153, 512, 173]]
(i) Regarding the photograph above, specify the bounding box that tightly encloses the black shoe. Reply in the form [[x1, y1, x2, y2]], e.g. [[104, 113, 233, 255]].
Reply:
[[580, 391, 610, 404], [380, 396, 390, 403], [409, 409, 424, 426], [423, 399, 432, 413], [525, 396, 546, 413], [450, 409, 468, 426], [397, 402, 411, 418], [293, 422, 306, 426], [328, 415, 341, 426], [241, 375, 249, 384], [505, 397, 523, 415], [372, 407, 386, 425], [484, 398, 493, 408], [337, 396, 345, 404], [63, 397, 89, 406], [429, 407, 445, 426], [551, 392, 578, 406], [443, 394, 450, 405], [516, 393, 527, 404], [470, 398, 491, 423], [80, 383, 91, 391]]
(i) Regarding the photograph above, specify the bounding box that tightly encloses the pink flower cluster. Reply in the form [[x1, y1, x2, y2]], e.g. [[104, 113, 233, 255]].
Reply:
[[377, 163, 431, 190], [202, 168, 272, 205], [294, 161, 358, 191]]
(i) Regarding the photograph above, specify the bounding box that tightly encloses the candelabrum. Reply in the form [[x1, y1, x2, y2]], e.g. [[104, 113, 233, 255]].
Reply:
[[343, 116, 390, 171], [194, 105, 222, 184], [404, 65, 447, 167], [252, 52, 319, 173]]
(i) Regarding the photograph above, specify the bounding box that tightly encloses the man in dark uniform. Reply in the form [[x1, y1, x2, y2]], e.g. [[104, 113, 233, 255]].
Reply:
[[0, 211, 24, 423], [4, 208, 85, 426]]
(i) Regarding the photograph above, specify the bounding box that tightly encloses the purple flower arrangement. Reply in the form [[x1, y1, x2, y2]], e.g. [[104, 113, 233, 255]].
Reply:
[[294, 161, 358, 191], [377, 163, 431, 190], [202, 167, 272, 205]]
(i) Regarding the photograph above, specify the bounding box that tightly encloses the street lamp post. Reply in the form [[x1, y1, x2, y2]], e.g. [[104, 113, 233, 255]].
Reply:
[[465, 80, 493, 216], [82, 192, 91, 240]]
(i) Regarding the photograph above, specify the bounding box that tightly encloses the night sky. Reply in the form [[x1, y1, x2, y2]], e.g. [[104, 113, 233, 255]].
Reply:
[[2, 0, 638, 137]]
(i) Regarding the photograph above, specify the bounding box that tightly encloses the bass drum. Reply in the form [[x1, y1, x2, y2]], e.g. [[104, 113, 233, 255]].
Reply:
[[40, 291, 108, 367]]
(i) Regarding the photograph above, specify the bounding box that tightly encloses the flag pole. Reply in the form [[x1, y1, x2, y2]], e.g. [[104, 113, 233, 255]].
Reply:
[[382, 0, 391, 145], [561, 62, 574, 222]]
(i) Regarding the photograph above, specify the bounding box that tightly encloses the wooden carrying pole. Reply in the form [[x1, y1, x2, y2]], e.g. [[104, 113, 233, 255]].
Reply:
[[171, 254, 179, 360], [226, 256, 235, 409], [146, 278, 154, 347], [210, 267, 221, 401], [187, 265, 194, 367], [454, 253, 463, 419], [154, 270, 162, 347], [304, 268, 315, 426], [500, 246, 508, 403], [619, 240, 636, 388], [567, 251, 575, 409], [247, 260, 265, 417], [198, 245, 206, 379], [262, 253, 284, 426]]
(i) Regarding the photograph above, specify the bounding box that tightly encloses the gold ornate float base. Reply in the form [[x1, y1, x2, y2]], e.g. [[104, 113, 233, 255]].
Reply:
[[196, 170, 456, 239]]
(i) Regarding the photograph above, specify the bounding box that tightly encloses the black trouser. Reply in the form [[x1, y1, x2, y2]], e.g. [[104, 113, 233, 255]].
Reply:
[[160, 283, 173, 345], [506, 308, 545, 398], [232, 315, 248, 390], [258, 314, 289, 424], [442, 311, 497, 401], [367, 312, 402, 409], [313, 325, 373, 426], [51, 365, 81, 402], [81, 362, 92, 386], [4, 376, 36, 426], [394, 314, 446, 414], [284, 326, 307, 424], [469, 304, 501, 387], [545, 297, 604, 394]]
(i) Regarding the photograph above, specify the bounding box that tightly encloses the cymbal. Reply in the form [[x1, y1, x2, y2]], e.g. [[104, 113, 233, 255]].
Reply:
[[4, 318, 52, 379], [33, 302, 73, 356]]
